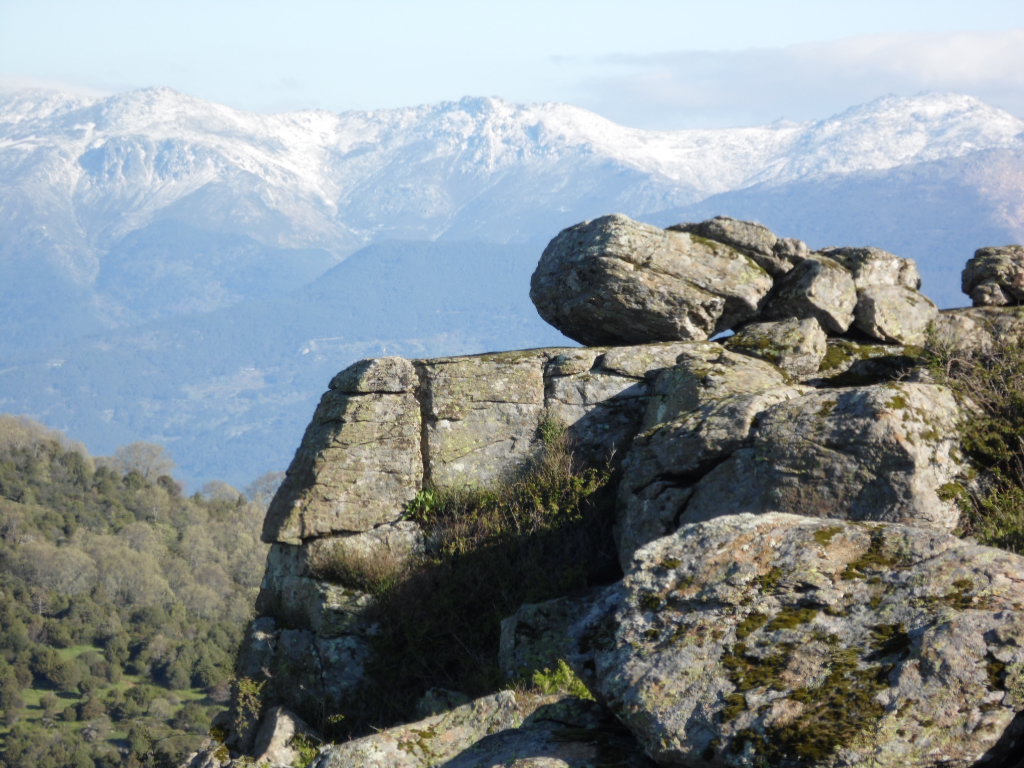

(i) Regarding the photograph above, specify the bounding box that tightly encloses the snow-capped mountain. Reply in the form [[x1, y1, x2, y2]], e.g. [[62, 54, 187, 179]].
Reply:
[[2, 87, 1023, 487]]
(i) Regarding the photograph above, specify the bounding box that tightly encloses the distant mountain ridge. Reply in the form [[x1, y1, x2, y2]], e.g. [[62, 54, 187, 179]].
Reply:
[[1, 86, 1023, 486]]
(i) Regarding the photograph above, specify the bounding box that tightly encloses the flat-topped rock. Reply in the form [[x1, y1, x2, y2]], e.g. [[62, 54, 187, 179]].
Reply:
[[725, 317, 827, 378], [819, 245, 921, 290], [669, 216, 808, 276]]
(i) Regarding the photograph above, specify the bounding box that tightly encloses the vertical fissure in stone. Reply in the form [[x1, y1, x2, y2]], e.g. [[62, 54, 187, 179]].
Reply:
[[413, 361, 433, 489]]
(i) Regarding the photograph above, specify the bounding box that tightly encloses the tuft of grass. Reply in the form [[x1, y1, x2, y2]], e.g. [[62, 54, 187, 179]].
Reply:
[[319, 430, 616, 736], [926, 331, 1024, 553]]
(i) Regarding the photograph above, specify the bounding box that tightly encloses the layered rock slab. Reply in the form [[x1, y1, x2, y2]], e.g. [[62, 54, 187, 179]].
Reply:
[[530, 214, 772, 345], [618, 386, 808, 566], [263, 344, 699, 544], [669, 215, 808, 277], [573, 513, 1024, 768]]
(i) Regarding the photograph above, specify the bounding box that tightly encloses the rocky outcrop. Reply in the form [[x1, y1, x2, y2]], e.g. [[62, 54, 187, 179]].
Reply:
[[246, 341, 705, 725], [963, 245, 1024, 306], [218, 215, 1024, 768], [679, 382, 963, 528], [571, 513, 1024, 768], [263, 344, 696, 545], [261, 357, 422, 543]]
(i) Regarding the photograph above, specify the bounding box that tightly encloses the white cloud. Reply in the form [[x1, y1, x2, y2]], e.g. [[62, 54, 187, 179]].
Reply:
[[576, 29, 1024, 129]]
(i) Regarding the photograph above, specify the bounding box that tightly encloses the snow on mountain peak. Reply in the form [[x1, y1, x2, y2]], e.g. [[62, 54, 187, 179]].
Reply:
[[2, 85, 1022, 258]]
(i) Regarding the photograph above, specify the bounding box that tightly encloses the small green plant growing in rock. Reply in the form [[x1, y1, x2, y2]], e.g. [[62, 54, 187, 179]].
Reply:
[[230, 677, 266, 751], [530, 659, 595, 700], [926, 331, 1024, 553], [289, 733, 320, 768]]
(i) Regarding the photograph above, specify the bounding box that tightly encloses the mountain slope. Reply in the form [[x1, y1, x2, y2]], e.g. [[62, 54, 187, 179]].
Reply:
[[1, 87, 1023, 485]]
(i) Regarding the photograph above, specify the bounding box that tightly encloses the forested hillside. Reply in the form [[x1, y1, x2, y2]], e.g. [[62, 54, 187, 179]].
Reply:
[[0, 415, 271, 767]]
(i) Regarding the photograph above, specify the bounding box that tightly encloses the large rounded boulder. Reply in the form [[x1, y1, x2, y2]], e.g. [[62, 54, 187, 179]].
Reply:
[[530, 214, 773, 345]]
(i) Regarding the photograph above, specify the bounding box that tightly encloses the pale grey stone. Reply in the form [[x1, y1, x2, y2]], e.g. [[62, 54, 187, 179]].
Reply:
[[572, 513, 1024, 768], [544, 342, 695, 464], [313, 690, 526, 768], [499, 594, 598, 680], [419, 350, 548, 488], [681, 382, 965, 531], [530, 214, 772, 345], [930, 307, 1024, 353], [262, 359, 422, 543], [617, 386, 808, 565], [819, 245, 921, 290], [669, 215, 803, 276], [250, 706, 319, 768], [314, 692, 655, 768], [854, 284, 939, 345], [641, 344, 789, 429], [963, 245, 1024, 306], [761, 254, 857, 333], [726, 317, 827, 377], [329, 356, 418, 393]]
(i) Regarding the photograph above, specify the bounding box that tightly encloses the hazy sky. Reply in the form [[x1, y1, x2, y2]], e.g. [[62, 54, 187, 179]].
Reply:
[[2, 0, 1024, 128]]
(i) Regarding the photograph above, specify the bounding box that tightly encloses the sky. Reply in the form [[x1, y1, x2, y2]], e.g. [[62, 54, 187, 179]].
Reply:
[[2, 0, 1024, 129]]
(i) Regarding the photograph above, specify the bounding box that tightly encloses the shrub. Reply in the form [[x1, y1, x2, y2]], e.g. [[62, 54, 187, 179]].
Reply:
[[330, 429, 617, 734], [530, 659, 594, 700], [927, 331, 1024, 553]]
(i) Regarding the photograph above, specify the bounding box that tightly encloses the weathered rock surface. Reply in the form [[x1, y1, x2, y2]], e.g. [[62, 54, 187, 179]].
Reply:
[[814, 339, 921, 384], [680, 382, 965, 532], [669, 216, 808, 277], [820, 245, 921, 290], [618, 386, 808, 565], [313, 691, 655, 768], [499, 594, 598, 680], [231, 218, 1024, 768], [233, 616, 372, 735], [541, 342, 694, 465], [641, 344, 790, 430], [530, 214, 772, 345], [262, 357, 423, 543], [930, 306, 1024, 352], [725, 317, 827, 377], [760, 254, 857, 333], [254, 542, 376, 637], [419, 350, 548, 488], [963, 245, 1024, 306], [853, 284, 938, 345], [573, 513, 1024, 768], [246, 342, 711, 725], [262, 344, 711, 545]]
